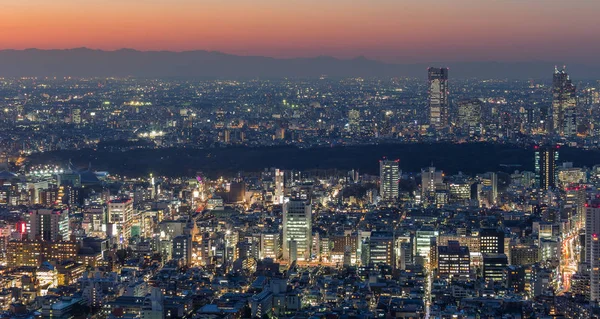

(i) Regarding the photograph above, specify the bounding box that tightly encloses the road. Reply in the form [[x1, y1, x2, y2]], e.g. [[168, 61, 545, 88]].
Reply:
[[424, 267, 432, 319], [558, 226, 581, 295]]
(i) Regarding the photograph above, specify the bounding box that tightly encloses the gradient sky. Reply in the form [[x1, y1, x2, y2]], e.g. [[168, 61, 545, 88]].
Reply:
[[2, 0, 599, 63]]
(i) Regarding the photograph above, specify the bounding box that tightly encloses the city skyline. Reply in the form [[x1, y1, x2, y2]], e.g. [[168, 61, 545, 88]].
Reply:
[[2, 0, 600, 64], [1, 1, 600, 318]]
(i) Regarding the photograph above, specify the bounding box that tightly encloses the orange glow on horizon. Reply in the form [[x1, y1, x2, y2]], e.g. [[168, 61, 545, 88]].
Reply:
[[1, 0, 599, 63]]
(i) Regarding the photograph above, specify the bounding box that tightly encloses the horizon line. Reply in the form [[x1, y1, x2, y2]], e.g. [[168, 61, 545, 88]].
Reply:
[[0, 47, 577, 66]]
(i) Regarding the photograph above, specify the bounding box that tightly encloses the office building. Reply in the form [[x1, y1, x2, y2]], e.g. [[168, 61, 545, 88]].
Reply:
[[415, 227, 439, 263], [368, 231, 394, 266], [274, 169, 284, 205], [29, 208, 70, 242], [510, 244, 540, 265], [282, 199, 312, 261], [457, 99, 482, 135], [591, 231, 600, 303], [260, 232, 280, 260], [586, 200, 600, 302], [437, 241, 470, 278], [535, 146, 559, 190], [564, 186, 586, 225], [550, 66, 577, 136], [479, 228, 505, 255], [448, 182, 472, 203], [172, 234, 192, 266], [477, 172, 498, 205], [506, 266, 528, 293], [428, 67, 449, 129], [347, 109, 360, 133], [108, 198, 134, 245], [332, 233, 358, 265], [421, 167, 444, 201], [71, 108, 81, 125], [379, 159, 400, 201], [482, 253, 508, 282]]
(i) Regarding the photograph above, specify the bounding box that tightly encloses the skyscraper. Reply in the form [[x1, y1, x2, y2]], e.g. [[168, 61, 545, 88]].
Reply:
[[586, 199, 600, 302], [550, 66, 577, 136], [421, 166, 444, 201], [477, 172, 498, 205], [282, 198, 312, 261], [347, 109, 360, 133], [428, 67, 449, 129], [534, 146, 559, 190], [108, 198, 134, 246], [457, 99, 482, 135], [274, 169, 284, 204], [379, 159, 400, 201]]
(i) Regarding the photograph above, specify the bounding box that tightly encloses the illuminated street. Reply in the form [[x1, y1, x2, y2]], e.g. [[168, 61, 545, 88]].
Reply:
[[558, 225, 581, 295]]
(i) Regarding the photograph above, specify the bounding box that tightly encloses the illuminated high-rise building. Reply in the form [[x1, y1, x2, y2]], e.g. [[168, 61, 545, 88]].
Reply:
[[437, 241, 470, 278], [260, 232, 280, 260], [347, 109, 360, 133], [71, 108, 81, 125], [550, 66, 577, 136], [274, 169, 284, 205], [108, 198, 134, 245], [415, 227, 439, 263], [368, 231, 394, 266], [29, 208, 70, 242], [457, 99, 482, 135], [586, 199, 600, 302], [282, 198, 312, 262], [534, 146, 559, 190], [421, 167, 444, 201], [263, 168, 285, 204], [428, 67, 449, 129], [565, 186, 586, 226], [482, 253, 508, 282], [479, 228, 504, 255], [379, 159, 400, 201], [477, 172, 498, 204]]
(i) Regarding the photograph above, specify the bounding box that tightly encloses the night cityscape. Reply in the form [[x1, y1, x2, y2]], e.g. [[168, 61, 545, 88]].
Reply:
[[1, 1, 600, 319]]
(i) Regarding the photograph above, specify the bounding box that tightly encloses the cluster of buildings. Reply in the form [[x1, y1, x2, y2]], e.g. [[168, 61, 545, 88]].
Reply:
[[0, 142, 598, 318], [1, 67, 600, 159], [0, 67, 598, 318]]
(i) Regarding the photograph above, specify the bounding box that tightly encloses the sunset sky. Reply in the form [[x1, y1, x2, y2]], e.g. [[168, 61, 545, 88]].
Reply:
[[2, 0, 599, 63]]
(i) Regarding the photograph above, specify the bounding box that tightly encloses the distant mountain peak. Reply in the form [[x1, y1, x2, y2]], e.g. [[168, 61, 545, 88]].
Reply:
[[0, 48, 596, 79]]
